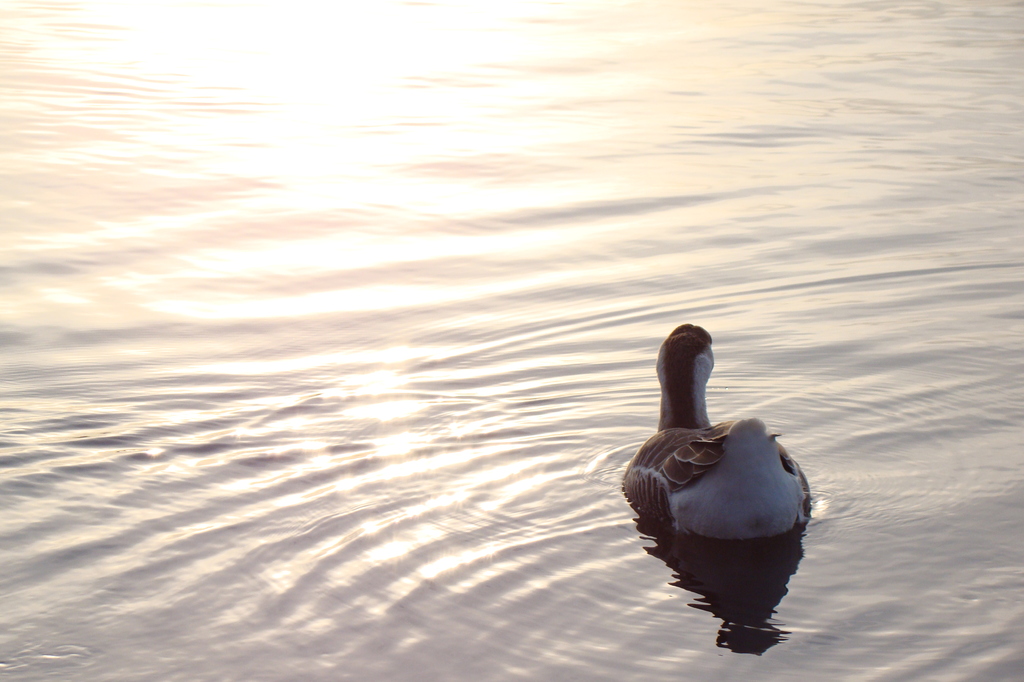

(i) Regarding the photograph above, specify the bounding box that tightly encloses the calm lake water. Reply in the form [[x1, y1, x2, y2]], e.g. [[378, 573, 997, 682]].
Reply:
[[3, 0, 1024, 679]]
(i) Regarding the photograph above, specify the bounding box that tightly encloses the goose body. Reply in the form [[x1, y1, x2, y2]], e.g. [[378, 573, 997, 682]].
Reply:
[[623, 324, 810, 539]]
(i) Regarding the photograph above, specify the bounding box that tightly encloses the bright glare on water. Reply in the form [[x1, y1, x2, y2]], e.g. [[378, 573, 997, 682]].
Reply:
[[2, 0, 1024, 679]]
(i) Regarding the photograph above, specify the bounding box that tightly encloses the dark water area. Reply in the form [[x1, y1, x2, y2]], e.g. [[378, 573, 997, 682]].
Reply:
[[2, 1, 1024, 680], [638, 525, 808, 655]]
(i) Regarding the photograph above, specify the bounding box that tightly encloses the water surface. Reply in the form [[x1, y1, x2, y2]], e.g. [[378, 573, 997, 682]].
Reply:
[[3, 1, 1024, 679]]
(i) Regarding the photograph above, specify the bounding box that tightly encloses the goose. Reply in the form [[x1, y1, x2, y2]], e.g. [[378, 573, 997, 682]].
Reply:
[[623, 324, 810, 539]]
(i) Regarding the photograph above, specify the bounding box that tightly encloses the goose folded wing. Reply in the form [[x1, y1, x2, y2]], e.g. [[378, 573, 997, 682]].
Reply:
[[632, 423, 732, 492], [778, 442, 812, 516]]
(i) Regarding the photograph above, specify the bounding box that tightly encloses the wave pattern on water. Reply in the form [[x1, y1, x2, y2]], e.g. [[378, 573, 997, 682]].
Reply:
[[3, 0, 1024, 680]]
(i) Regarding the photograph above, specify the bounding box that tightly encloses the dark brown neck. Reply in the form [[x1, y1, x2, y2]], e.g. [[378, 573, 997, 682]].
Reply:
[[657, 368, 710, 431]]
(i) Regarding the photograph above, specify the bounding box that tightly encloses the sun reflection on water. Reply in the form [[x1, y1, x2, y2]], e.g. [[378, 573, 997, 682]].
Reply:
[[360, 492, 470, 537], [366, 541, 416, 563], [178, 226, 597, 277], [148, 270, 582, 319], [182, 350, 428, 376], [419, 544, 499, 580], [12, 0, 589, 221], [331, 444, 517, 493], [344, 400, 423, 422]]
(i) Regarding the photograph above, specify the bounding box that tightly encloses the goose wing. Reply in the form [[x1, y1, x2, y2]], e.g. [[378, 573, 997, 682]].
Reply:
[[779, 443, 812, 517], [623, 421, 734, 524]]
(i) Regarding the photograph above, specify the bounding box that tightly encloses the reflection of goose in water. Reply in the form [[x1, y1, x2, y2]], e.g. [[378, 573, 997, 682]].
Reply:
[[623, 324, 811, 539], [640, 522, 806, 654]]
